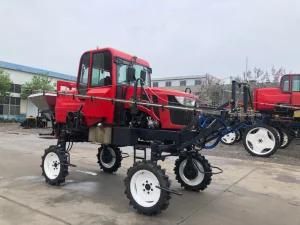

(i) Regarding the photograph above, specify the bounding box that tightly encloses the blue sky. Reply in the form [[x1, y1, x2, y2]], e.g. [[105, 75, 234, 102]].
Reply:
[[0, 0, 300, 79]]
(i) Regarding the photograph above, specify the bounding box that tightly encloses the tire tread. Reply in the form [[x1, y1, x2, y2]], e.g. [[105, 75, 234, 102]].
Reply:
[[124, 161, 171, 215], [174, 154, 212, 191]]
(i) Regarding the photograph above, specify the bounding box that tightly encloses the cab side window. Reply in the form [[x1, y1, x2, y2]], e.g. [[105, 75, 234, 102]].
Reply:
[[91, 52, 112, 87], [78, 53, 90, 94], [292, 75, 300, 92], [282, 76, 290, 92]]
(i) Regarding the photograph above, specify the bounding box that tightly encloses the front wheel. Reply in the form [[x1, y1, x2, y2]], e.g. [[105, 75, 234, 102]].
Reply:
[[124, 161, 171, 215], [174, 154, 212, 191], [41, 145, 69, 185], [243, 124, 279, 157], [97, 145, 122, 173]]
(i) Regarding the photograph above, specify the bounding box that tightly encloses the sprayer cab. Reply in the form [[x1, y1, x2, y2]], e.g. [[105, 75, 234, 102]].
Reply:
[[254, 74, 300, 116], [55, 47, 197, 129]]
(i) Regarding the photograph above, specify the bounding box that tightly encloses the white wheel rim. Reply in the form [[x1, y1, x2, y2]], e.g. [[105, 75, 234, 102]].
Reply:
[[44, 152, 60, 180], [221, 132, 237, 144], [245, 127, 276, 155], [281, 132, 289, 147], [179, 159, 205, 186], [130, 170, 161, 208], [100, 147, 116, 168]]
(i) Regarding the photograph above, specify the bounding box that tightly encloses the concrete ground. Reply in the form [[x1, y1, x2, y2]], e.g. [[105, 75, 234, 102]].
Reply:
[[0, 124, 299, 225]]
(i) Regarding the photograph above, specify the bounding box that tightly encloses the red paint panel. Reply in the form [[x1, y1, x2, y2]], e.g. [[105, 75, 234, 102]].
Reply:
[[254, 87, 291, 111], [291, 92, 300, 106]]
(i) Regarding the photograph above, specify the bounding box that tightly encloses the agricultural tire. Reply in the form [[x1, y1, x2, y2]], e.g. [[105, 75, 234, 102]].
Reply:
[[279, 128, 293, 149], [174, 154, 212, 191], [41, 145, 69, 185], [97, 145, 122, 173], [124, 161, 171, 215], [243, 124, 280, 157], [273, 127, 284, 147], [235, 129, 242, 142], [221, 131, 238, 145]]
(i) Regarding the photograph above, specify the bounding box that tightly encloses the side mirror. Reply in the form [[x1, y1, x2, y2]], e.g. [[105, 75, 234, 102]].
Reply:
[[126, 67, 136, 82], [140, 70, 146, 82]]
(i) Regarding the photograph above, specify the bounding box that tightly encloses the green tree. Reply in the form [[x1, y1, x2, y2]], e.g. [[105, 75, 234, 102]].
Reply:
[[0, 69, 11, 96], [21, 75, 55, 99]]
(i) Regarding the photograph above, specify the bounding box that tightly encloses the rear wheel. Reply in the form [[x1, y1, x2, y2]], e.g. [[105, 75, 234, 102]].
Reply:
[[279, 129, 293, 149], [273, 127, 284, 147], [243, 124, 279, 157], [221, 131, 237, 145], [97, 145, 122, 173], [174, 154, 212, 191], [235, 129, 242, 142], [124, 161, 171, 215]]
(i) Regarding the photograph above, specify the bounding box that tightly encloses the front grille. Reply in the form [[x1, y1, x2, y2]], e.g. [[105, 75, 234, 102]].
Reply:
[[168, 96, 193, 125]]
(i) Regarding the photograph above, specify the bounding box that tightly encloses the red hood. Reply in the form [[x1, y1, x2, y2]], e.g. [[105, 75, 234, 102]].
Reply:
[[254, 87, 290, 111], [254, 87, 280, 92]]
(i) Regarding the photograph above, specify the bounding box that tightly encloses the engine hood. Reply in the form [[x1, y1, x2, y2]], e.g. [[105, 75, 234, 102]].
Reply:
[[254, 87, 290, 111], [255, 87, 280, 92]]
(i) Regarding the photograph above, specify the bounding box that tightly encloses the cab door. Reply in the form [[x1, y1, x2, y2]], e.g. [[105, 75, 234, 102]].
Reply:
[[77, 52, 90, 95], [83, 51, 115, 126], [291, 75, 300, 106]]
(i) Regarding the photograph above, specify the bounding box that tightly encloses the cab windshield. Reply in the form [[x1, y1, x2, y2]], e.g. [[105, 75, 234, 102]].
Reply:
[[116, 58, 151, 86]]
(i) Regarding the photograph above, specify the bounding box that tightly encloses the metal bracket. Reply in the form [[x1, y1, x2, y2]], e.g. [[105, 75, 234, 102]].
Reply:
[[155, 186, 183, 196]]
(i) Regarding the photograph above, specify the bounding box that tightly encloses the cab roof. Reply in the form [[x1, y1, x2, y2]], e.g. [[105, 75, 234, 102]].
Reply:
[[86, 47, 150, 67]]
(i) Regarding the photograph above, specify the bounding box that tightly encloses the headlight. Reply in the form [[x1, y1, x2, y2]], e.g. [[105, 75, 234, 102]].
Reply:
[[175, 96, 196, 107]]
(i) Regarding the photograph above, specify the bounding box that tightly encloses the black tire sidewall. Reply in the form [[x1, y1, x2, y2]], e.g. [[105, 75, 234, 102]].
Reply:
[[273, 127, 284, 147], [174, 154, 212, 191], [279, 128, 293, 149], [235, 130, 242, 142], [97, 145, 122, 173]]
